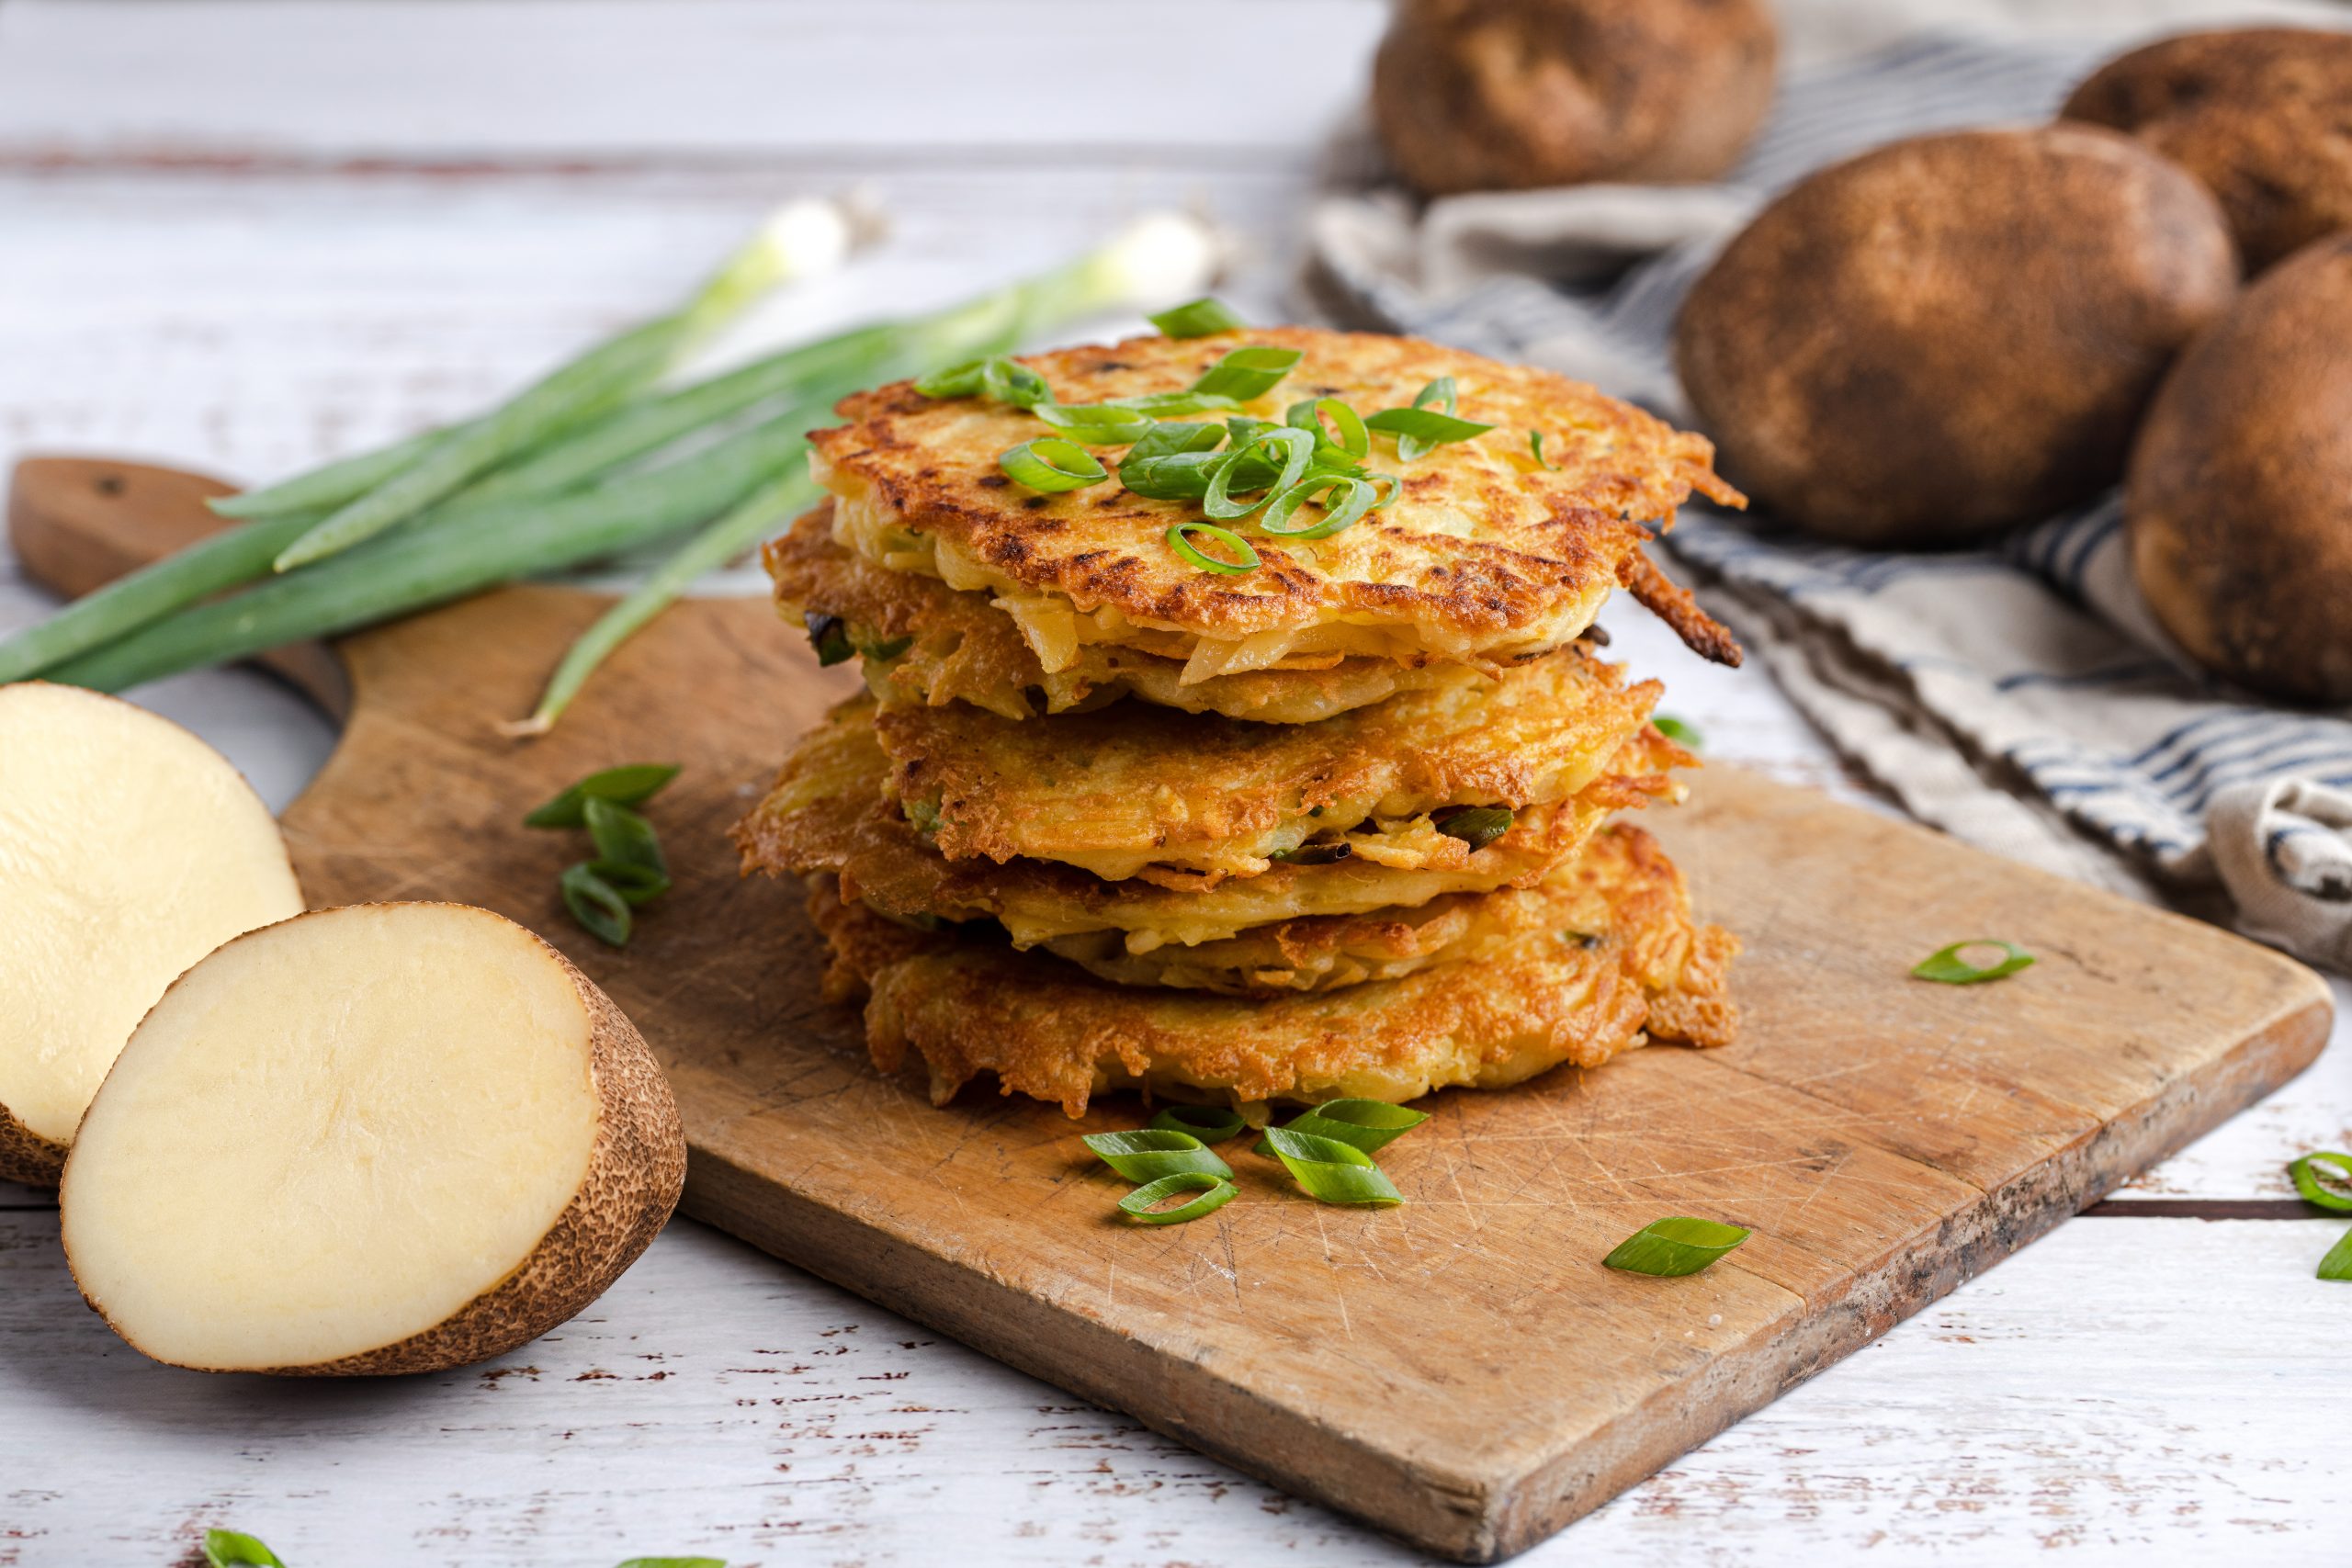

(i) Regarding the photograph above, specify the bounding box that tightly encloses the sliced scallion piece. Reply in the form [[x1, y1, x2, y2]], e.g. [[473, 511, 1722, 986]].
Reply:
[[1118, 1171, 1239, 1225], [1262, 1127, 1403, 1207], [1251, 1099, 1427, 1157], [1652, 715, 1702, 748], [1368, 403, 1495, 457], [2290, 1152, 2352, 1213], [982, 356, 1051, 408], [524, 763, 680, 829], [1000, 438, 1108, 493], [1034, 401, 1158, 444], [1529, 430, 1561, 471], [806, 611, 855, 666], [560, 863, 635, 948], [1190, 346, 1302, 403], [1167, 522, 1259, 576], [1911, 941, 2036, 985], [1203, 427, 1313, 520], [1106, 389, 1241, 418], [583, 796, 666, 877], [1080, 1129, 1233, 1183], [1259, 475, 1377, 540], [1397, 377, 1457, 462], [1285, 396, 1370, 460], [1435, 806, 1514, 852], [1148, 297, 1246, 338], [202, 1530, 286, 1568], [586, 858, 673, 908], [1148, 1104, 1248, 1144], [2320, 1226, 2352, 1282], [1604, 1216, 1750, 1277]]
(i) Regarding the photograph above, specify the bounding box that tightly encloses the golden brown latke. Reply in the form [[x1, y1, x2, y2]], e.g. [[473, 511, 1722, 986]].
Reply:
[[808, 326, 1742, 676], [764, 505, 1490, 724], [733, 697, 1688, 948], [875, 641, 1657, 885], [807, 825, 1740, 1117]]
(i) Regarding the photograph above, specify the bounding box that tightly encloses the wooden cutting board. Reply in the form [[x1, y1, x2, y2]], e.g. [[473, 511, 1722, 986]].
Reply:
[[9, 456, 2332, 1563]]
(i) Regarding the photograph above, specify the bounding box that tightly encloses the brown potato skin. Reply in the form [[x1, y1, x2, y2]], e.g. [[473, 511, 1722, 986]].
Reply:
[[1673, 125, 2238, 545], [0, 1104, 67, 1188], [2128, 236, 2352, 704], [2063, 28, 2352, 274], [1371, 0, 1778, 197]]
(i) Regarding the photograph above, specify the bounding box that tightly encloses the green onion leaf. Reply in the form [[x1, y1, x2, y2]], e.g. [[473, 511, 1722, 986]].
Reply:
[[1148, 1104, 1249, 1144], [805, 610, 855, 666], [524, 764, 681, 829], [583, 796, 666, 876], [1652, 715, 1702, 748], [1148, 298, 1247, 338], [1117, 1171, 1239, 1225], [1604, 1216, 1751, 1277], [1269, 842, 1352, 865], [1259, 476, 1377, 540], [560, 863, 634, 948], [2321, 1226, 2352, 1282], [982, 356, 1051, 408], [862, 633, 913, 660], [1394, 377, 1457, 461], [1167, 522, 1260, 576], [1286, 397, 1371, 461], [1251, 1099, 1427, 1158], [1530, 430, 1561, 470], [1435, 806, 1514, 852], [587, 858, 673, 908], [1000, 438, 1108, 494], [1203, 427, 1313, 520], [1367, 404, 1496, 457], [1911, 940, 2036, 985], [1262, 1127, 1404, 1207], [1125, 421, 1225, 464], [1190, 346, 1303, 403], [1121, 451, 1224, 501], [1081, 1129, 1233, 1183], [1034, 402, 1158, 445], [203, 1531, 286, 1568], [2290, 1152, 2352, 1213], [913, 358, 989, 398], [1106, 389, 1242, 418]]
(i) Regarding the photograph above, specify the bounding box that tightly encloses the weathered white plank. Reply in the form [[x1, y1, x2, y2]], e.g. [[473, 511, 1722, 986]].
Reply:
[[1, 1208, 2339, 1565]]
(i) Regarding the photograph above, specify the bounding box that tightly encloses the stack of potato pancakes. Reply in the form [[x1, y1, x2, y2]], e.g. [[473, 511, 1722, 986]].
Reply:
[[733, 324, 1743, 1120]]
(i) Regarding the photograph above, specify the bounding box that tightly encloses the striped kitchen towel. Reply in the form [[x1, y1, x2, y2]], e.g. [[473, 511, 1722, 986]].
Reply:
[[1309, 13, 2352, 970]]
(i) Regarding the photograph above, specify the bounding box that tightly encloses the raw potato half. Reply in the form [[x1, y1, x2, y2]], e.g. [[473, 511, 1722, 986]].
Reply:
[[61, 902, 686, 1375], [0, 682, 304, 1186]]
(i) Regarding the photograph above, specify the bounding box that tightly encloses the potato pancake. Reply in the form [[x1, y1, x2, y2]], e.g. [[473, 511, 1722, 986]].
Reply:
[[874, 644, 1659, 884], [806, 825, 1739, 1117], [765, 505, 1490, 724], [733, 697, 1687, 948], [808, 326, 1743, 680]]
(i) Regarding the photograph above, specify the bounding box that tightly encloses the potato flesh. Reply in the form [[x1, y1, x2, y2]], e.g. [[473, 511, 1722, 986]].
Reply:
[[0, 683, 302, 1146], [62, 904, 599, 1371]]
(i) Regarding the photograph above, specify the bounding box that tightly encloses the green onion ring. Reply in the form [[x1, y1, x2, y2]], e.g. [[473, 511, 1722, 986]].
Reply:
[[1364, 472, 1402, 509], [1286, 397, 1370, 460], [1080, 1129, 1233, 1183], [1110, 390, 1242, 417], [1258, 476, 1377, 540], [1149, 1105, 1249, 1144], [1368, 405, 1496, 457], [1251, 1099, 1427, 1157], [1399, 377, 1456, 460], [1652, 715, 1702, 748], [1000, 437, 1108, 493], [1125, 421, 1225, 463], [1123, 451, 1224, 501], [980, 356, 1050, 408], [1117, 1171, 1238, 1225], [1262, 1127, 1404, 1207], [2321, 1226, 2352, 1281], [2290, 1152, 2352, 1213], [559, 863, 633, 948], [1148, 297, 1246, 339], [913, 358, 989, 399], [1204, 427, 1313, 520], [1529, 430, 1561, 470], [1167, 522, 1260, 575], [1035, 402, 1158, 444], [1911, 940, 2036, 985], [1603, 1216, 1751, 1277], [1191, 345, 1304, 403], [1434, 805, 1513, 851]]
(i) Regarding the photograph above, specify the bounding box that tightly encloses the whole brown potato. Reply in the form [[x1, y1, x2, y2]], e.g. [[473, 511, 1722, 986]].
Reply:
[[1672, 125, 2237, 546], [2129, 236, 2352, 703], [1371, 0, 1778, 197], [2062, 28, 2352, 274]]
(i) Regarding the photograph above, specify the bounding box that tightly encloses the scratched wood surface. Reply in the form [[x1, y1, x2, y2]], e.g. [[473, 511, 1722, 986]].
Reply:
[[6, 457, 2333, 1562], [4, 3, 2348, 1564]]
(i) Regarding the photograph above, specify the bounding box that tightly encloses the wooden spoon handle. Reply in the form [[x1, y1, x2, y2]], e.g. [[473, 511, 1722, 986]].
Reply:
[[6, 455, 350, 716]]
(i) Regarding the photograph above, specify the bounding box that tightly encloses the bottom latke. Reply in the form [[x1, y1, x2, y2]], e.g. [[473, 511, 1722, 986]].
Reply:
[[805, 826, 1737, 1118]]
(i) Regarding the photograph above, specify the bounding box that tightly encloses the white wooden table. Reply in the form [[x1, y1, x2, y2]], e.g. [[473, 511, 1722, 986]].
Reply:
[[3, 5, 2344, 1563]]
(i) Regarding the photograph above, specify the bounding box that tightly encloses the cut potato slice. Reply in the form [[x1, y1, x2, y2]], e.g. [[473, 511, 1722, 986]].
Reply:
[[0, 682, 304, 1185], [61, 901, 685, 1375]]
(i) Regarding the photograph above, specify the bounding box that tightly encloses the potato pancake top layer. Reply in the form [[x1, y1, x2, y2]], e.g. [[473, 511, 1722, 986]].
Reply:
[[733, 697, 1687, 948], [875, 647, 1658, 884], [808, 825, 1740, 1117], [808, 327, 1742, 675]]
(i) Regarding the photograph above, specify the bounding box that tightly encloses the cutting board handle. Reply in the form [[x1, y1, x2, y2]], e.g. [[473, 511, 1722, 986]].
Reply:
[[6, 455, 351, 716]]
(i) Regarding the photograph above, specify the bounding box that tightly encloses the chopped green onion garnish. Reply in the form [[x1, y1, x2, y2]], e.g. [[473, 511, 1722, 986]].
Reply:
[[560, 863, 634, 948], [1262, 1127, 1404, 1207], [1125, 421, 1225, 463], [1396, 377, 1457, 462], [2321, 1226, 2352, 1282], [1604, 1216, 1751, 1277], [1203, 427, 1313, 520], [1435, 806, 1514, 852], [1148, 1104, 1249, 1143], [1367, 404, 1496, 457], [525, 764, 681, 829], [1911, 941, 2036, 985], [202, 1531, 286, 1568], [1118, 1171, 1239, 1225], [864, 633, 914, 660], [1081, 1129, 1233, 1183], [982, 356, 1051, 408], [1286, 397, 1370, 460], [805, 611, 855, 666], [1269, 842, 1352, 864], [1149, 298, 1247, 338], [583, 796, 666, 877], [1106, 389, 1242, 418], [2290, 1152, 2352, 1213], [1529, 430, 1560, 470], [1252, 1099, 1427, 1157], [1034, 402, 1158, 444], [586, 858, 673, 908], [914, 358, 989, 398], [1652, 715, 1702, 748], [1259, 475, 1378, 540], [1167, 522, 1260, 576], [1190, 346, 1303, 403], [904, 798, 944, 836], [1000, 437, 1108, 493]]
